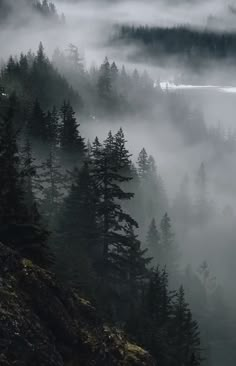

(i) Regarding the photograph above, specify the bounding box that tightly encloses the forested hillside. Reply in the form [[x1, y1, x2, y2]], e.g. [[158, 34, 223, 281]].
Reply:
[[117, 25, 236, 66], [1, 0, 236, 365], [0, 0, 63, 24], [0, 43, 204, 366]]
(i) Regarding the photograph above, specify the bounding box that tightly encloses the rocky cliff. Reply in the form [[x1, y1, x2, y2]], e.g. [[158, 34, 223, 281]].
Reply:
[[0, 242, 155, 366]]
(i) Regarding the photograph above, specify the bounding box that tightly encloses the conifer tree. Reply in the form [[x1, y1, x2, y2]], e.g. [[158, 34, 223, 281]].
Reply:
[[39, 147, 66, 227], [91, 133, 139, 283], [146, 218, 161, 265], [97, 57, 111, 99], [137, 147, 149, 178], [45, 105, 59, 146], [59, 100, 86, 166], [110, 61, 119, 93], [55, 161, 100, 290], [0, 103, 51, 267], [0, 103, 27, 225], [119, 224, 151, 320], [160, 213, 178, 273], [114, 127, 132, 174], [111, 61, 118, 81], [171, 286, 201, 366], [27, 99, 48, 144], [128, 267, 172, 366], [195, 162, 212, 224], [20, 138, 40, 223], [67, 44, 84, 73]]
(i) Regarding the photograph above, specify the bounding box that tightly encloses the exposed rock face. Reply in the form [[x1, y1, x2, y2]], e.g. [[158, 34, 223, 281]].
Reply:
[[0, 243, 155, 366]]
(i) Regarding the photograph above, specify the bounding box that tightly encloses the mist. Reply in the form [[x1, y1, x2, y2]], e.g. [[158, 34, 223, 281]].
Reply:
[[1, 0, 236, 365]]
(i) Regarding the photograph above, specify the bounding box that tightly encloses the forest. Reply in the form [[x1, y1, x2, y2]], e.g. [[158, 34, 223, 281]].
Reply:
[[1, 0, 236, 365], [117, 25, 236, 66], [0, 43, 203, 366]]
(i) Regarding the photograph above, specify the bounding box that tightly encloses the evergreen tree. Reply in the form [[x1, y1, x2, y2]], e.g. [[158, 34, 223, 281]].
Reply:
[[27, 99, 48, 144], [97, 57, 111, 99], [146, 155, 168, 225], [36, 41, 47, 65], [137, 147, 149, 178], [120, 224, 151, 320], [0, 103, 51, 267], [97, 57, 114, 112], [90, 133, 141, 286], [20, 138, 40, 223], [128, 267, 173, 366], [39, 147, 66, 227], [146, 218, 161, 265], [135, 150, 168, 233], [110, 61, 119, 92], [0, 103, 28, 225], [45, 105, 59, 146], [67, 44, 84, 73], [59, 100, 86, 166], [170, 286, 201, 366], [172, 174, 192, 238], [114, 127, 132, 174], [54, 162, 99, 292], [160, 213, 178, 273], [195, 162, 212, 224]]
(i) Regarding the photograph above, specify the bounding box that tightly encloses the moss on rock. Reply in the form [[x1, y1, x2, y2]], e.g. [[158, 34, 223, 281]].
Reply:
[[0, 243, 155, 366]]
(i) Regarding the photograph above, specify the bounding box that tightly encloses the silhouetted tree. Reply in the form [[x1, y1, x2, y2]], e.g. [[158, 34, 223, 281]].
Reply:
[[59, 100, 86, 166]]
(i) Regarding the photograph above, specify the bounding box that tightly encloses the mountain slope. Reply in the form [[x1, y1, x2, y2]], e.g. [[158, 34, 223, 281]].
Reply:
[[0, 242, 155, 366]]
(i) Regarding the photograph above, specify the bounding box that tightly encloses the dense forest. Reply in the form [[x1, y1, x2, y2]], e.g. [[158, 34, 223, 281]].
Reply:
[[0, 0, 63, 24], [1, 0, 236, 365], [117, 25, 236, 66], [0, 43, 204, 366]]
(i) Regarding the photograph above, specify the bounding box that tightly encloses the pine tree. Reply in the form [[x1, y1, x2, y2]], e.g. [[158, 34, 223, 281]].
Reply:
[[110, 61, 119, 92], [160, 213, 178, 273], [195, 162, 211, 224], [171, 286, 201, 366], [36, 41, 48, 66], [45, 105, 59, 146], [59, 100, 86, 166], [27, 99, 48, 144], [0, 103, 27, 225], [128, 267, 172, 366], [39, 147, 66, 227], [119, 224, 150, 320], [97, 57, 111, 99], [91, 133, 138, 280], [55, 161, 100, 291], [136, 150, 168, 233], [146, 218, 161, 265], [146, 155, 168, 221], [20, 138, 40, 223], [137, 148, 149, 178], [0, 103, 51, 267], [114, 127, 132, 174], [172, 174, 192, 237], [67, 44, 84, 73], [97, 57, 113, 112]]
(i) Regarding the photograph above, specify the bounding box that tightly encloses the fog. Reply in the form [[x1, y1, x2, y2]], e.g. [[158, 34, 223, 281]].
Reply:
[[2, 0, 236, 364], [2, 0, 236, 281]]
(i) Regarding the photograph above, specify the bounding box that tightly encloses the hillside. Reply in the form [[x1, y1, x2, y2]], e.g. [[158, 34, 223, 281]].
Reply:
[[0, 242, 155, 366]]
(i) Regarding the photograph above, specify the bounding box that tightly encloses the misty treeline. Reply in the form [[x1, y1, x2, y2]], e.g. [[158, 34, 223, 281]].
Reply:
[[1, 43, 236, 365], [0, 42, 158, 117], [2, 41, 235, 150], [117, 25, 236, 66], [0, 0, 63, 24], [0, 44, 203, 366]]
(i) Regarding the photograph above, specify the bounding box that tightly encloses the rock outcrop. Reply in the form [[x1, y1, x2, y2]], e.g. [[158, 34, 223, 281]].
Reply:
[[0, 242, 155, 366]]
